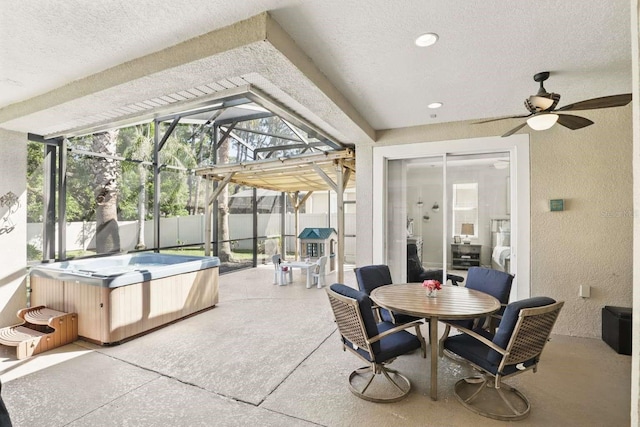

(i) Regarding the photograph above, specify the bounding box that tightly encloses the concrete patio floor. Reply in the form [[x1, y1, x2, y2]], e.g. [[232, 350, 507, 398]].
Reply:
[[0, 264, 631, 426]]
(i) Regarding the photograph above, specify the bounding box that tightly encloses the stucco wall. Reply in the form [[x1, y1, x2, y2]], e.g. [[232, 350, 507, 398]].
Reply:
[[356, 105, 633, 338], [530, 106, 632, 337], [0, 129, 27, 328]]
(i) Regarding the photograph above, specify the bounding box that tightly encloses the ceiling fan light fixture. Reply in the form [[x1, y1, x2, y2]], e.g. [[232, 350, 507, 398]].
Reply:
[[528, 95, 554, 111], [527, 113, 559, 131], [415, 32, 439, 47]]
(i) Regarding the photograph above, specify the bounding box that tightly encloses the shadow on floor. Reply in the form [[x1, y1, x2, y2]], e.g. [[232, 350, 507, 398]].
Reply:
[[0, 264, 631, 427]]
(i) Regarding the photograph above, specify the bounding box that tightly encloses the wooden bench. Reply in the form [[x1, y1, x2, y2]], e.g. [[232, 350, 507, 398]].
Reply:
[[0, 306, 78, 359]]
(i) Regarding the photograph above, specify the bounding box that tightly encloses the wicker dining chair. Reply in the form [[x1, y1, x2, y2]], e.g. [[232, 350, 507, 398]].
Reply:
[[326, 283, 426, 403], [439, 267, 514, 356], [354, 265, 422, 325], [443, 296, 563, 420], [461, 267, 514, 329]]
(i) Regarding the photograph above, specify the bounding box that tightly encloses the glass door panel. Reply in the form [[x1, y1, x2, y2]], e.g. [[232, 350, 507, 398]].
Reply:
[[446, 152, 510, 273], [386, 151, 511, 285], [387, 156, 444, 283]]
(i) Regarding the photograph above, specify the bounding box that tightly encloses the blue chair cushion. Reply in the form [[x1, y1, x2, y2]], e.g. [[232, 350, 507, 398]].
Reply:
[[375, 321, 422, 362], [466, 267, 514, 304], [355, 265, 393, 295], [355, 265, 422, 324], [330, 284, 381, 355], [330, 284, 422, 364], [444, 328, 536, 376], [489, 296, 556, 364], [354, 321, 422, 363]]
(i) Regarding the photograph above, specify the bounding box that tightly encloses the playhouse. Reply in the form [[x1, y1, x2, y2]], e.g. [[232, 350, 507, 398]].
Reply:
[[298, 228, 337, 272]]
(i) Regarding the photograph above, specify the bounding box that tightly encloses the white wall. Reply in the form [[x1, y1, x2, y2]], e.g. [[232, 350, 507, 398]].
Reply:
[[0, 129, 27, 328]]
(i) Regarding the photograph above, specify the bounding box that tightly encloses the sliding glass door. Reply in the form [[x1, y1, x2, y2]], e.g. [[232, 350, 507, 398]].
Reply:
[[374, 135, 529, 300]]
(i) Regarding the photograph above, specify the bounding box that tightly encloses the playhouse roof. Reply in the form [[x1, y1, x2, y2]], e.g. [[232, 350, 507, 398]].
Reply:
[[298, 228, 337, 240]]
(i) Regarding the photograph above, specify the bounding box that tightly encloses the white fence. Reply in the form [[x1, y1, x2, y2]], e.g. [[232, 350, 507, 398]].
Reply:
[[27, 213, 357, 262]]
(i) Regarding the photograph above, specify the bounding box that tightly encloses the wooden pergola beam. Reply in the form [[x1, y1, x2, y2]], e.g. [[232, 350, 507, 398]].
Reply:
[[195, 149, 354, 176], [196, 148, 355, 278]]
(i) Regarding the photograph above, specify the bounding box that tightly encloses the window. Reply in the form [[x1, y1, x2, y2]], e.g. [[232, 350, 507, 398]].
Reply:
[[306, 242, 325, 258], [452, 183, 478, 238], [307, 243, 318, 258]]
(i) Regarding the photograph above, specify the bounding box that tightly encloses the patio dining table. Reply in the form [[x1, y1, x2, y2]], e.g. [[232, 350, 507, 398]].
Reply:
[[369, 283, 500, 400], [281, 261, 316, 288]]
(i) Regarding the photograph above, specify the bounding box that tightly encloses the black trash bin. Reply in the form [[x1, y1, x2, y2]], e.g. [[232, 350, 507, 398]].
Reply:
[[601, 306, 632, 355]]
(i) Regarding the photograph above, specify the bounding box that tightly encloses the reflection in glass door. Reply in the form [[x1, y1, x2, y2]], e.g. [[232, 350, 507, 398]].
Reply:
[[386, 152, 511, 286], [387, 156, 444, 283]]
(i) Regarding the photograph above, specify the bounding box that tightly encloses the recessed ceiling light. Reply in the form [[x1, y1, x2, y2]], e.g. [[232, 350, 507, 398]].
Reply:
[[428, 102, 443, 109], [415, 33, 439, 47]]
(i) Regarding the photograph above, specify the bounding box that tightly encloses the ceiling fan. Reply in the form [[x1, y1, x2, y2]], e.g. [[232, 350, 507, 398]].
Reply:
[[478, 71, 632, 137]]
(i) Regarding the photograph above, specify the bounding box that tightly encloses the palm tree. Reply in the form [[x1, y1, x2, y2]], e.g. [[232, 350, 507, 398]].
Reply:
[[120, 124, 154, 250], [216, 134, 233, 262], [91, 129, 121, 253]]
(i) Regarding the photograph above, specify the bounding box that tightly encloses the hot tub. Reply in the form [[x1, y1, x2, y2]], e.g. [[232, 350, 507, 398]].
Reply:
[[30, 253, 220, 345]]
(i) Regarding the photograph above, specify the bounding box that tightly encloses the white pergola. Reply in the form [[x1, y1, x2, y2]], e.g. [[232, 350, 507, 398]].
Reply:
[[196, 148, 355, 282]]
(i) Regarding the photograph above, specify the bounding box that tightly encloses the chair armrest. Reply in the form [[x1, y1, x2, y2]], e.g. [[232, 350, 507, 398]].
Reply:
[[444, 324, 507, 356], [371, 304, 383, 323], [368, 320, 424, 344]]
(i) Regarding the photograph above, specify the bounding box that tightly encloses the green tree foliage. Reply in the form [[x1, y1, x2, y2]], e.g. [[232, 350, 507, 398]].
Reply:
[[25, 111, 310, 255], [66, 148, 98, 222], [27, 123, 203, 223], [26, 142, 44, 222]]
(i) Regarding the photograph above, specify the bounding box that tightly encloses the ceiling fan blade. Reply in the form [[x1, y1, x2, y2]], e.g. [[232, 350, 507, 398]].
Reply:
[[475, 114, 532, 124], [556, 94, 631, 111], [501, 122, 527, 137], [556, 114, 594, 130]]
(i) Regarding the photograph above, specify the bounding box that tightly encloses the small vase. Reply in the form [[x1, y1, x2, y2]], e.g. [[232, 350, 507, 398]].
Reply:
[[426, 289, 437, 298]]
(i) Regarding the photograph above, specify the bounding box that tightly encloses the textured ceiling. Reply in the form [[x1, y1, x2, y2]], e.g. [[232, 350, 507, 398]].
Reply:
[[0, 0, 632, 143]]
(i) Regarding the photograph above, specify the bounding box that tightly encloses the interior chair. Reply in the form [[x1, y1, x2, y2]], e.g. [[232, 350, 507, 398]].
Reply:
[[407, 243, 465, 286], [354, 265, 421, 325], [272, 254, 292, 285], [311, 255, 328, 288], [326, 283, 426, 402], [442, 297, 563, 421]]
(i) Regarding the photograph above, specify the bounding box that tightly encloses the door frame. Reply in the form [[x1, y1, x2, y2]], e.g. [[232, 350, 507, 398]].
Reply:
[[372, 134, 530, 300]]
